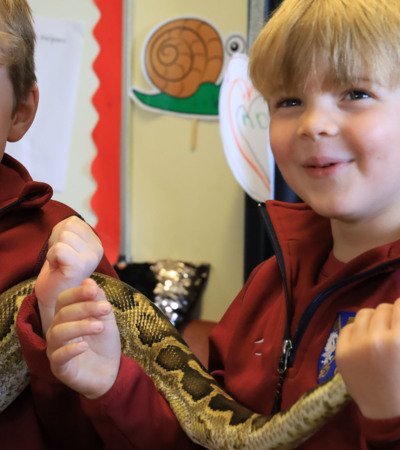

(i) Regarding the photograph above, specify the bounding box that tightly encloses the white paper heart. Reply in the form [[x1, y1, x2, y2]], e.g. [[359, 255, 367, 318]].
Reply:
[[219, 53, 274, 202]]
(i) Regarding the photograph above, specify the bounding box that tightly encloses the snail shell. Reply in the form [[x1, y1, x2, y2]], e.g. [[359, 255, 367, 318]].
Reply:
[[145, 18, 224, 98]]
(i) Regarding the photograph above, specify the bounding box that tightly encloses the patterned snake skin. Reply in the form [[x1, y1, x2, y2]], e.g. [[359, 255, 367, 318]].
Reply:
[[0, 273, 350, 449]]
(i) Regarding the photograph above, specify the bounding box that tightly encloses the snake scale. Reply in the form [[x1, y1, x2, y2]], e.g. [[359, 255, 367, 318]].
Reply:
[[0, 273, 349, 449]]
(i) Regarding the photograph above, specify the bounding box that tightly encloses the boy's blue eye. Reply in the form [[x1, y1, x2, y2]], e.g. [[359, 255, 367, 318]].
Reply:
[[346, 89, 370, 100], [277, 98, 302, 108]]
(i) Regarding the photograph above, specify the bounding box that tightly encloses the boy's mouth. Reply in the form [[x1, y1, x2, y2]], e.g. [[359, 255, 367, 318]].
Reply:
[[308, 162, 335, 168], [302, 156, 353, 175]]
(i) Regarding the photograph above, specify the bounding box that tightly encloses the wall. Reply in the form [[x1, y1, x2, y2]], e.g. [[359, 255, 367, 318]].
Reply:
[[23, 0, 247, 322], [28, 0, 100, 226], [130, 0, 247, 321]]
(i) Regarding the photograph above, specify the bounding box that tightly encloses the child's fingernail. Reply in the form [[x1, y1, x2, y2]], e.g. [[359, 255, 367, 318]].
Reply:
[[99, 301, 111, 314], [83, 284, 97, 297]]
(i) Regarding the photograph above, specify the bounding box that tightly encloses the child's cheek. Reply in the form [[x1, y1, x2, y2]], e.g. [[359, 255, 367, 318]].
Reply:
[[269, 123, 293, 163]]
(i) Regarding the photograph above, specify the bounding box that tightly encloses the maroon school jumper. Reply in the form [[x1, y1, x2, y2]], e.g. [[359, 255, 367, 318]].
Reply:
[[1, 154, 198, 450], [209, 201, 400, 449]]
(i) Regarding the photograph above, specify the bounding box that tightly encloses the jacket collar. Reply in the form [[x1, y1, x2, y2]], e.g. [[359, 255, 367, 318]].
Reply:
[[0, 153, 52, 214], [264, 200, 400, 283]]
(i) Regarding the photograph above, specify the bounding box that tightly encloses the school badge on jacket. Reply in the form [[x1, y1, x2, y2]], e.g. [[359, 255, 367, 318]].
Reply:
[[318, 311, 356, 384]]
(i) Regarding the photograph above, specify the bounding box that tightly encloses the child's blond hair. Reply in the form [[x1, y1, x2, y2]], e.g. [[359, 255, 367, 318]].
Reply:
[[250, 0, 400, 98], [0, 0, 35, 109]]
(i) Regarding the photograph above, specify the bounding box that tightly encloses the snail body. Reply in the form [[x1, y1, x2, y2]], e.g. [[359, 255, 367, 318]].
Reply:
[[145, 18, 224, 98]]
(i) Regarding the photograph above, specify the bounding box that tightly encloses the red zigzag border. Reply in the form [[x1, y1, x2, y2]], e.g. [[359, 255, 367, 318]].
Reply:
[[91, 0, 123, 264]]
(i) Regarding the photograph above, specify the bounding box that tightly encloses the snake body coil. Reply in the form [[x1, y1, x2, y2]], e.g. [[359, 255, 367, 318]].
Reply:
[[0, 273, 349, 449]]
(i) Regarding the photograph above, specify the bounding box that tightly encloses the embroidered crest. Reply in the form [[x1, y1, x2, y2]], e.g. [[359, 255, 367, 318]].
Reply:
[[317, 311, 355, 384]]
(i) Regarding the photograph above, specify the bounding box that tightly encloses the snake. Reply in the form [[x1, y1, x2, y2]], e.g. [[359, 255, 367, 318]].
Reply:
[[0, 273, 350, 450]]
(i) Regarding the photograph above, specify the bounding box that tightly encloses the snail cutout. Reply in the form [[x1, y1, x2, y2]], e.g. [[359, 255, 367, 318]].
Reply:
[[130, 17, 246, 119]]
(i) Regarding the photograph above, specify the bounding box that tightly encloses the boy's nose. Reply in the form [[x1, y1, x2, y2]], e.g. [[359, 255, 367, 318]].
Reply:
[[297, 108, 339, 141]]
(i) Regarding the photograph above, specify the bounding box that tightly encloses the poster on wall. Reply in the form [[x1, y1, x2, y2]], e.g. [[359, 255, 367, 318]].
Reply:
[[131, 16, 246, 120], [6, 16, 84, 193], [219, 53, 273, 202]]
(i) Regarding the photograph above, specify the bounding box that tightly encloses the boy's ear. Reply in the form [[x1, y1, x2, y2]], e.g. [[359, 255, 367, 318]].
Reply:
[[7, 83, 39, 142]]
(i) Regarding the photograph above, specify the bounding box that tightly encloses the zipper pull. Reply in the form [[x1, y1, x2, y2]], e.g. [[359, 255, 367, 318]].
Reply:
[[278, 339, 293, 375], [272, 339, 293, 414]]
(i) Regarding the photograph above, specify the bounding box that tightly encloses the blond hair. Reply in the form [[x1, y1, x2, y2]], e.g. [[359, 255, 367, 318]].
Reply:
[[250, 0, 400, 98], [0, 0, 35, 108]]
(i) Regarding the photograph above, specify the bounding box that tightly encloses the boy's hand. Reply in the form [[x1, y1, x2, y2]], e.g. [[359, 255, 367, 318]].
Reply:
[[336, 299, 400, 419], [35, 216, 103, 334], [46, 278, 121, 399]]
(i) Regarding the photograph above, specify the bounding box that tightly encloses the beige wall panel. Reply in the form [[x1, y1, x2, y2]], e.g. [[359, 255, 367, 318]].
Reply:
[[130, 0, 247, 321], [26, 0, 247, 322]]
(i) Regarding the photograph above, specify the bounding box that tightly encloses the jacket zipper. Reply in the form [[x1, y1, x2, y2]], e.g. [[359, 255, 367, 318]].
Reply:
[[258, 203, 400, 413], [271, 338, 293, 413], [258, 204, 294, 413]]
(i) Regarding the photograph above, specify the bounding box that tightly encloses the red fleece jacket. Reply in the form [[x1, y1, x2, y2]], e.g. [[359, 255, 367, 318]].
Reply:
[[0, 154, 198, 450], [209, 200, 400, 449]]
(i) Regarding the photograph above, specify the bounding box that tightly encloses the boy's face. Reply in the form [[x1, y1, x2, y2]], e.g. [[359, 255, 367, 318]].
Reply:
[[0, 66, 18, 159], [267, 75, 400, 226], [0, 65, 38, 157]]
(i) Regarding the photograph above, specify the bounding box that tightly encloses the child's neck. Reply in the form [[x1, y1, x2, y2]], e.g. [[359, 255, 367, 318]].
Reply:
[[331, 218, 400, 263]]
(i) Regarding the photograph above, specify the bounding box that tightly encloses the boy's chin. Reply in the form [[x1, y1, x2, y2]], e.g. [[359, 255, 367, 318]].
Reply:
[[313, 209, 363, 226], [306, 199, 354, 222]]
